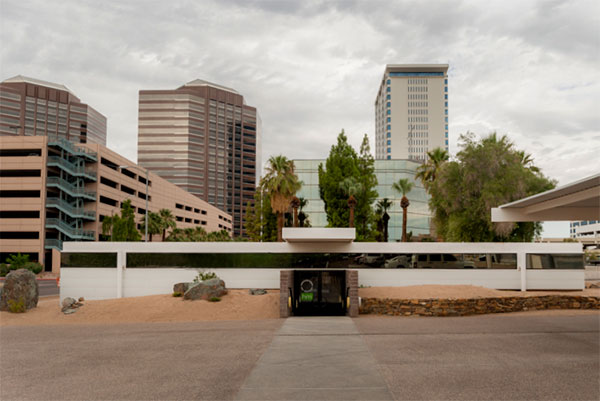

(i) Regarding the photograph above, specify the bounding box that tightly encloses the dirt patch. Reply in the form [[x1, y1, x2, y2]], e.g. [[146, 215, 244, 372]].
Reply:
[[0, 289, 280, 326], [359, 285, 600, 300]]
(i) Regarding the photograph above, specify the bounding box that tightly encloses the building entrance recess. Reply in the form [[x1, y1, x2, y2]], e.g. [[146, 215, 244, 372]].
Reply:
[[280, 270, 358, 317]]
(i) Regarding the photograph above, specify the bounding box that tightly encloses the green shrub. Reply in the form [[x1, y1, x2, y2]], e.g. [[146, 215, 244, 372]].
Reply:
[[172, 291, 182, 297], [7, 298, 26, 313], [193, 271, 217, 283], [0, 263, 8, 277], [5, 253, 29, 270], [23, 262, 43, 275], [209, 297, 221, 302]]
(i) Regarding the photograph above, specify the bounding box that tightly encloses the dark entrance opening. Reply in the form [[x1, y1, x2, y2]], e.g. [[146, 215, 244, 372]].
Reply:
[[292, 270, 346, 316]]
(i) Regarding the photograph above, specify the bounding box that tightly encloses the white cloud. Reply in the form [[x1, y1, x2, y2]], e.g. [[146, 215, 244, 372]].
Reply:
[[2, 0, 598, 222]]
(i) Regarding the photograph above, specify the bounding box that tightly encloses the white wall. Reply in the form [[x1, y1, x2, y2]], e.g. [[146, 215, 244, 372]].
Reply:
[[59, 241, 585, 300]]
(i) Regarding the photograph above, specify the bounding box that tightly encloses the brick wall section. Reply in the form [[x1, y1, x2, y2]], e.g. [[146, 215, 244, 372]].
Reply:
[[360, 295, 600, 317], [279, 270, 294, 318], [346, 270, 359, 317]]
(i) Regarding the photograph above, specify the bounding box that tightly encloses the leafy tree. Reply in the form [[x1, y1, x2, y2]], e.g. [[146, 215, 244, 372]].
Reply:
[[166, 227, 231, 242], [261, 155, 302, 242], [5, 253, 30, 269], [244, 188, 278, 242], [392, 178, 414, 242], [101, 199, 141, 241], [356, 135, 379, 239], [159, 209, 176, 241], [139, 212, 162, 241], [318, 131, 378, 240], [428, 132, 555, 242], [416, 147, 449, 190], [339, 177, 363, 227]]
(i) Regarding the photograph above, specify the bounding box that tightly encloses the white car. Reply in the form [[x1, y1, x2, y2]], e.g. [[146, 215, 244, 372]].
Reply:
[[384, 255, 411, 268]]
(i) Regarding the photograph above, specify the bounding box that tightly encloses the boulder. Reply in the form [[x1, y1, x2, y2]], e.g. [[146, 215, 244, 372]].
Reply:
[[249, 289, 267, 295], [0, 269, 39, 312], [62, 297, 76, 309], [173, 282, 194, 294], [184, 278, 227, 301]]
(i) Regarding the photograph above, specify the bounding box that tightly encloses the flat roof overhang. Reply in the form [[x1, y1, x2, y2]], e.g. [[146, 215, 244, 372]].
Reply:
[[491, 173, 600, 222], [282, 227, 356, 243]]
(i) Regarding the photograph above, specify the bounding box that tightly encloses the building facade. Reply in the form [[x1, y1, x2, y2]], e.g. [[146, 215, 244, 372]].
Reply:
[[570, 221, 600, 238], [375, 64, 448, 161], [294, 159, 430, 240], [0, 76, 107, 145], [0, 136, 232, 271], [138, 79, 260, 237]]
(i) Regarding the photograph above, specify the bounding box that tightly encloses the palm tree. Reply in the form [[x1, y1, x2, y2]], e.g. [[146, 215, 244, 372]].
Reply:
[[298, 197, 308, 227], [392, 178, 414, 242], [290, 196, 300, 227], [376, 198, 392, 242], [339, 177, 363, 228], [415, 147, 449, 190], [159, 209, 176, 241], [261, 155, 302, 242], [140, 212, 162, 241]]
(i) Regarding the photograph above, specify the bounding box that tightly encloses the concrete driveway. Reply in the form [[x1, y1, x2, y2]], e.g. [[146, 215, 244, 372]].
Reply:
[[1, 312, 598, 400]]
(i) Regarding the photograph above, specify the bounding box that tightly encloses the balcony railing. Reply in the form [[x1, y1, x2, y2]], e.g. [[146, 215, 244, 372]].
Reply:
[[48, 138, 97, 161], [44, 239, 63, 250], [45, 218, 95, 240], [46, 177, 96, 200], [46, 196, 96, 220], [47, 156, 97, 181]]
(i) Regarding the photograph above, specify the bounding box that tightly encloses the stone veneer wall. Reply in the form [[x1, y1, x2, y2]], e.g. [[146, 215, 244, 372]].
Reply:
[[346, 270, 359, 317], [360, 295, 600, 317], [280, 270, 294, 318]]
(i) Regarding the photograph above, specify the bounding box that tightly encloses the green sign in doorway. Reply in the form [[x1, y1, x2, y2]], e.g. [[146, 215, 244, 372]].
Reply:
[[300, 292, 314, 302]]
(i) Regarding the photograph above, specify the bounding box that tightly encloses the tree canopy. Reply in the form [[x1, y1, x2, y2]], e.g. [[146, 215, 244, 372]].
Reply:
[[318, 131, 378, 241], [101, 199, 141, 241], [244, 189, 278, 242], [428, 133, 555, 242]]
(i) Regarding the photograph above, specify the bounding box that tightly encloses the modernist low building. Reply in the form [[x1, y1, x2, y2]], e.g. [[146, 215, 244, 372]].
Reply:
[[59, 228, 585, 304], [294, 159, 430, 240], [0, 136, 232, 270]]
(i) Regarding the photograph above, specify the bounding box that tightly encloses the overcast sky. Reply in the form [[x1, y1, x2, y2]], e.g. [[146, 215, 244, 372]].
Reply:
[[2, 0, 598, 236]]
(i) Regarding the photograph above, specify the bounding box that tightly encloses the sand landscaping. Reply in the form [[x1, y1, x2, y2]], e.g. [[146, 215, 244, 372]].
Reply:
[[1, 285, 598, 326]]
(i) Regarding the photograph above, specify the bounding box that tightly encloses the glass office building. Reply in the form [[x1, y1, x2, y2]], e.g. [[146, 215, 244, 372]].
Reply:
[[294, 159, 430, 240]]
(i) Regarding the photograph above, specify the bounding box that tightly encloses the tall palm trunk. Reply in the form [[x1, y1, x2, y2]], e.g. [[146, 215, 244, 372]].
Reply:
[[348, 195, 357, 228], [383, 212, 390, 242], [277, 212, 284, 242], [401, 195, 410, 242]]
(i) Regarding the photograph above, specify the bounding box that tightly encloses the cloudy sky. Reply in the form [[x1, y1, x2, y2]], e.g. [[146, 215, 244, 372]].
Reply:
[[2, 0, 598, 235]]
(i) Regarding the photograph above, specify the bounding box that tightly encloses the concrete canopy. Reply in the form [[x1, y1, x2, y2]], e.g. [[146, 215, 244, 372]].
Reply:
[[491, 173, 600, 222]]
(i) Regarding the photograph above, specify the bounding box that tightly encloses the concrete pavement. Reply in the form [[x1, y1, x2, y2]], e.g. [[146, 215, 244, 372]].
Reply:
[[235, 317, 393, 400], [1, 312, 598, 400]]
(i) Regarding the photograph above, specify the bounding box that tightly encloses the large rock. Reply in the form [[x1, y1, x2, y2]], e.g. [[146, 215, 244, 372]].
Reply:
[[0, 269, 39, 312], [183, 278, 227, 300], [173, 282, 194, 294]]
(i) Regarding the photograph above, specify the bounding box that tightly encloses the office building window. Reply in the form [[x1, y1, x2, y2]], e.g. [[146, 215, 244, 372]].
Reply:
[[445, 94, 448, 99], [386, 124, 391, 130], [387, 110, 390, 115], [387, 140, 391, 145], [387, 155, 391, 160], [386, 87, 390, 92], [387, 117, 391, 122], [386, 133, 391, 138], [387, 148, 391, 153], [445, 87, 448, 92], [445, 79, 448, 84], [386, 94, 390, 100], [386, 102, 391, 108], [445, 117, 448, 122]]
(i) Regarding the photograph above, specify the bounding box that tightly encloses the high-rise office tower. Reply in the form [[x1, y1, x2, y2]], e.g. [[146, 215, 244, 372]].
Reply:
[[138, 80, 260, 237], [0, 75, 107, 145], [375, 64, 449, 161]]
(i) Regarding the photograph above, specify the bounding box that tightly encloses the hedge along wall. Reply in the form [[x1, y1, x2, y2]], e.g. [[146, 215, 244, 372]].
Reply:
[[359, 295, 600, 317]]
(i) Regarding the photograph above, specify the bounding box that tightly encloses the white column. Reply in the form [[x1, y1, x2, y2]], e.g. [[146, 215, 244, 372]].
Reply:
[[518, 252, 527, 292], [116, 250, 125, 298]]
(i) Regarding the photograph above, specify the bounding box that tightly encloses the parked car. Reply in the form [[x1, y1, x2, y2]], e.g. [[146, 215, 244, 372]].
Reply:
[[413, 254, 475, 269], [355, 253, 385, 267], [384, 255, 411, 268]]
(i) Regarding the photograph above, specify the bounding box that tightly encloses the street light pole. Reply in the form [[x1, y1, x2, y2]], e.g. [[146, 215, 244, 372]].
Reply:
[[119, 165, 149, 242]]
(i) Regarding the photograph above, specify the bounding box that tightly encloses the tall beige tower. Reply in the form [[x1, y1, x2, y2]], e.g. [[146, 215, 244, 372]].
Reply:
[[375, 64, 448, 161]]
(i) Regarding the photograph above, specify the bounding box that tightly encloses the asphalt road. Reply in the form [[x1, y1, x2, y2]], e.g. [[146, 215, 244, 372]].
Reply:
[[38, 280, 59, 297], [1, 313, 598, 401]]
